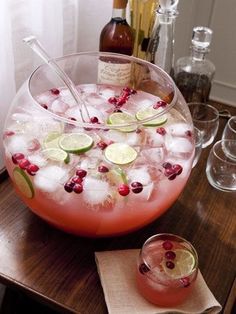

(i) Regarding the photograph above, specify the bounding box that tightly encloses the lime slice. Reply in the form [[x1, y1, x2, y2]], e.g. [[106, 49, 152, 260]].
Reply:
[[59, 133, 94, 154], [13, 167, 34, 198], [136, 106, 167, 126], [42, 148, 70, 164], [162, 249, 196, 279], [107, 112, 137, 132], [107, 167, 128, 185], [43, 132, 61, 149], [105, 143, 137, 165]]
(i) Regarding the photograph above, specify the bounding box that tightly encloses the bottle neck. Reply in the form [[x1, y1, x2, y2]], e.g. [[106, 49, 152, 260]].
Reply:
[[191, 47, 208, 61], [112, 7, 126, 20]]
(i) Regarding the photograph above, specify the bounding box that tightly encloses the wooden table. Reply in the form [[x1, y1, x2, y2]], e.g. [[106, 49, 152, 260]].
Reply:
[[0, 102, 235, 314]]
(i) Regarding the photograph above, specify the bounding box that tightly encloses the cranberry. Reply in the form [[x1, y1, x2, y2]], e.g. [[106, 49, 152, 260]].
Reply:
[[131, 181, 143, 194], [76, 169, 87, 178], [28, 139, 41, 152], [166, 261, 175, 269], [168, 173, 177, 180], [118, 184, 130, 196], [41, 104, 48, 109], [172, 164, 183, 175], [123, 87, 132, 94], [108, 97, 117, 104], [153, 100, 167, 109], [73, 183, 83, 194], [71, 176, 83, 184], [162, 162, 172, 169], [90, 116, 99, 124], [64, 182, 74, 193], [165, 250, 176, 260], [50, 88, 60, 95], [136, 128, 142, 134], [164, 167, 175, 177], [18, 159, 30, 170], [185, 130, 192, 137], [97, 141, 108, 150], [113, 108, 123, 113], [139, 263, 150, 274], [162, 240, 173, 250], [70, 117, 77, 121], [98, 165, 109, 173], [12, 153, 25, 164], [180, 277, 190, 287], [116, 97, 127, 106], [4, 130, 15, 137], [26, 164, 39, 175], [156, 127, 166, 135]]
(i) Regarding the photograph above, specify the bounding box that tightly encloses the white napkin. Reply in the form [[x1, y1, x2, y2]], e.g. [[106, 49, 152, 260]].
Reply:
[[95, 249, 222, 314]]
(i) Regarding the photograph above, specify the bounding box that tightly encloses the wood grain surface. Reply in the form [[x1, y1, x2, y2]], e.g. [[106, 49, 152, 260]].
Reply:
[[0, 102, 235, 314]]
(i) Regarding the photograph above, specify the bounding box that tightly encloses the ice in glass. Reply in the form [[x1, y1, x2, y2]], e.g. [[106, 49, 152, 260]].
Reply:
[[3, 53, 195, 237]]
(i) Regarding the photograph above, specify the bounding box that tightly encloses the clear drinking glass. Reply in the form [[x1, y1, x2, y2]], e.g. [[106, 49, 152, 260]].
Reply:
[[192, 126, 203, 168], [136, 233, 198, 307], [206, 140, 236, 192], [222, 116, 236, 140], [3, 52, 195, 237], [188, 103, 219, 148]]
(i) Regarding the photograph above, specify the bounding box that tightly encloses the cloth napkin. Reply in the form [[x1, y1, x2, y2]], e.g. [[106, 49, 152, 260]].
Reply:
[[95, 249, 222, 314]]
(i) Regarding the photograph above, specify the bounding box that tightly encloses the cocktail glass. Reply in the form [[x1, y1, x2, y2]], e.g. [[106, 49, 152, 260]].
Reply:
[[136, 233, 198, 306], [3, 52, 195, 237]]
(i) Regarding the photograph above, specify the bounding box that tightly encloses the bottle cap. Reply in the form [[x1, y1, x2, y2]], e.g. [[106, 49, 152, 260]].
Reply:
[[113, 0, 128, 9], [192, 26, 213, 49]]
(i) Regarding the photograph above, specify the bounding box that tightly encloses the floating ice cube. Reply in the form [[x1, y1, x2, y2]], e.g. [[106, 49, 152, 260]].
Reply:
[[80, 84, 97, 93], [36, 93, 54, 105], [65, 105, 105, 123], [166, 137, 193, 154], [51, 99, 69, 113], [100, 88, 116, 99], [146, 129, 165, 147], [34, 165, 69, 193], [28, 154, 48, 167], [7, 135, 29, 155], [83, 177, 110, 205], [135, 182, 154, 201], [141, 147, 165, 164], [128, 167, 151, 185], [12, 113, 31, 123], [65, 106, 82, 121], [60, 90, 77, 107], [126, 132, 141, 146], [31, 117, 63, 135], [103, 130, 126, 143], [166, 123, 191, 137]]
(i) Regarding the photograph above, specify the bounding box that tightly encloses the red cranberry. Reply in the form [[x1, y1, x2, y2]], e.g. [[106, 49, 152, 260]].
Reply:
[[71, 176, 83, 184], [28, 139, 41, 152], [98, 165, 109, 173], [113, 108, 123, 113], [116, 97, 127, 106], [70, 117, 77, 121], [162, 240, 173, 250], [156, 127, 166, 135], [26, 164, 39, 176], [76, 169, 87, 178], [162, 162, 172, 169], [108, 97, 117, 104], [90, 116, 99, 124], [168, 173, 177, 180], [131, 181, 143, 194], [123, 87, 131, 94], [50, 88, 60, 95], [136, 128, 142, 134], [185, 130, 192, 137], [4, 130, 15, 137], [64, 182, 75, 193], [153, 100, 167, 109], [139, 263, 150, 274], [118, 184, 130, 196], [18, 159, 30, 170], [166, 261, 175, 269], [180, 277, 190, 287], [165, 250, 176, 260], [41, 104, 48, 109], [172, 164, 183, 175], [164, 167, 175, 177], [73, 183, 83, 194], [12, 153, 25, 164], [97, 141, 108, 150]]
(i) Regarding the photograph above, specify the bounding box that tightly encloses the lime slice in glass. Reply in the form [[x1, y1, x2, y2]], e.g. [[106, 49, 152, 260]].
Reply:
[[105, 143, 137, 165], [162, 249, 196, 279], [107, 167, 128, 185], [59, 133, 93, 154], [42, 148, 70, 164], [13, 167, 34, 198], [107, 112, 137, 132], [43, 131, 61, 149], [136, 107, 167, 126]]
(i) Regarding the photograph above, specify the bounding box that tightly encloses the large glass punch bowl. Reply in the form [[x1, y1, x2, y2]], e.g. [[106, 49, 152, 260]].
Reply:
[[3, 52, 194, 237]]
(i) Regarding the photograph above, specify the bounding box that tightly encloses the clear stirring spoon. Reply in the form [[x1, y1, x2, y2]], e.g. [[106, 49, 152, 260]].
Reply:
[[23, 35, 91, 123]]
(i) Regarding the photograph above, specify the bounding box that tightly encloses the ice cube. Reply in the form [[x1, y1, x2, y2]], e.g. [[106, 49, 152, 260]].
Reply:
[[6, 135, 29, 155], [146, 129, 165, 147], [166, 137, 193, 154], [28, 154, 48, 167], [166, 123, 191, 137], [11, 113, 31, 123], [34, 165, 69, 193], [83, 177, 110, 205], [141, 147, 165, 164], [60, 89, 77, 107], [51, 99, 69, 113], [100, 88, 116, 99], [125, 132, 141, 146], [128, 167, 151, 185], [103, 130, 126, 143], [136, 182, 154, 201], [36, 93, 54, 105]]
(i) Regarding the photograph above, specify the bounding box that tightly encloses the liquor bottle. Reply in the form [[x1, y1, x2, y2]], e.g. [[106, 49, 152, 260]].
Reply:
[[174, 26, 215, 103], [129, 0, 158, 59], [146, 0, 179, 74], [98, 0, 134, 85], [99, 0, 134, 55]]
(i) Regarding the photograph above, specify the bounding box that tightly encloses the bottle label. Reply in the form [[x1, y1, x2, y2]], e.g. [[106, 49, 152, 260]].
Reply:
[[97, 59, 131, 85]]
